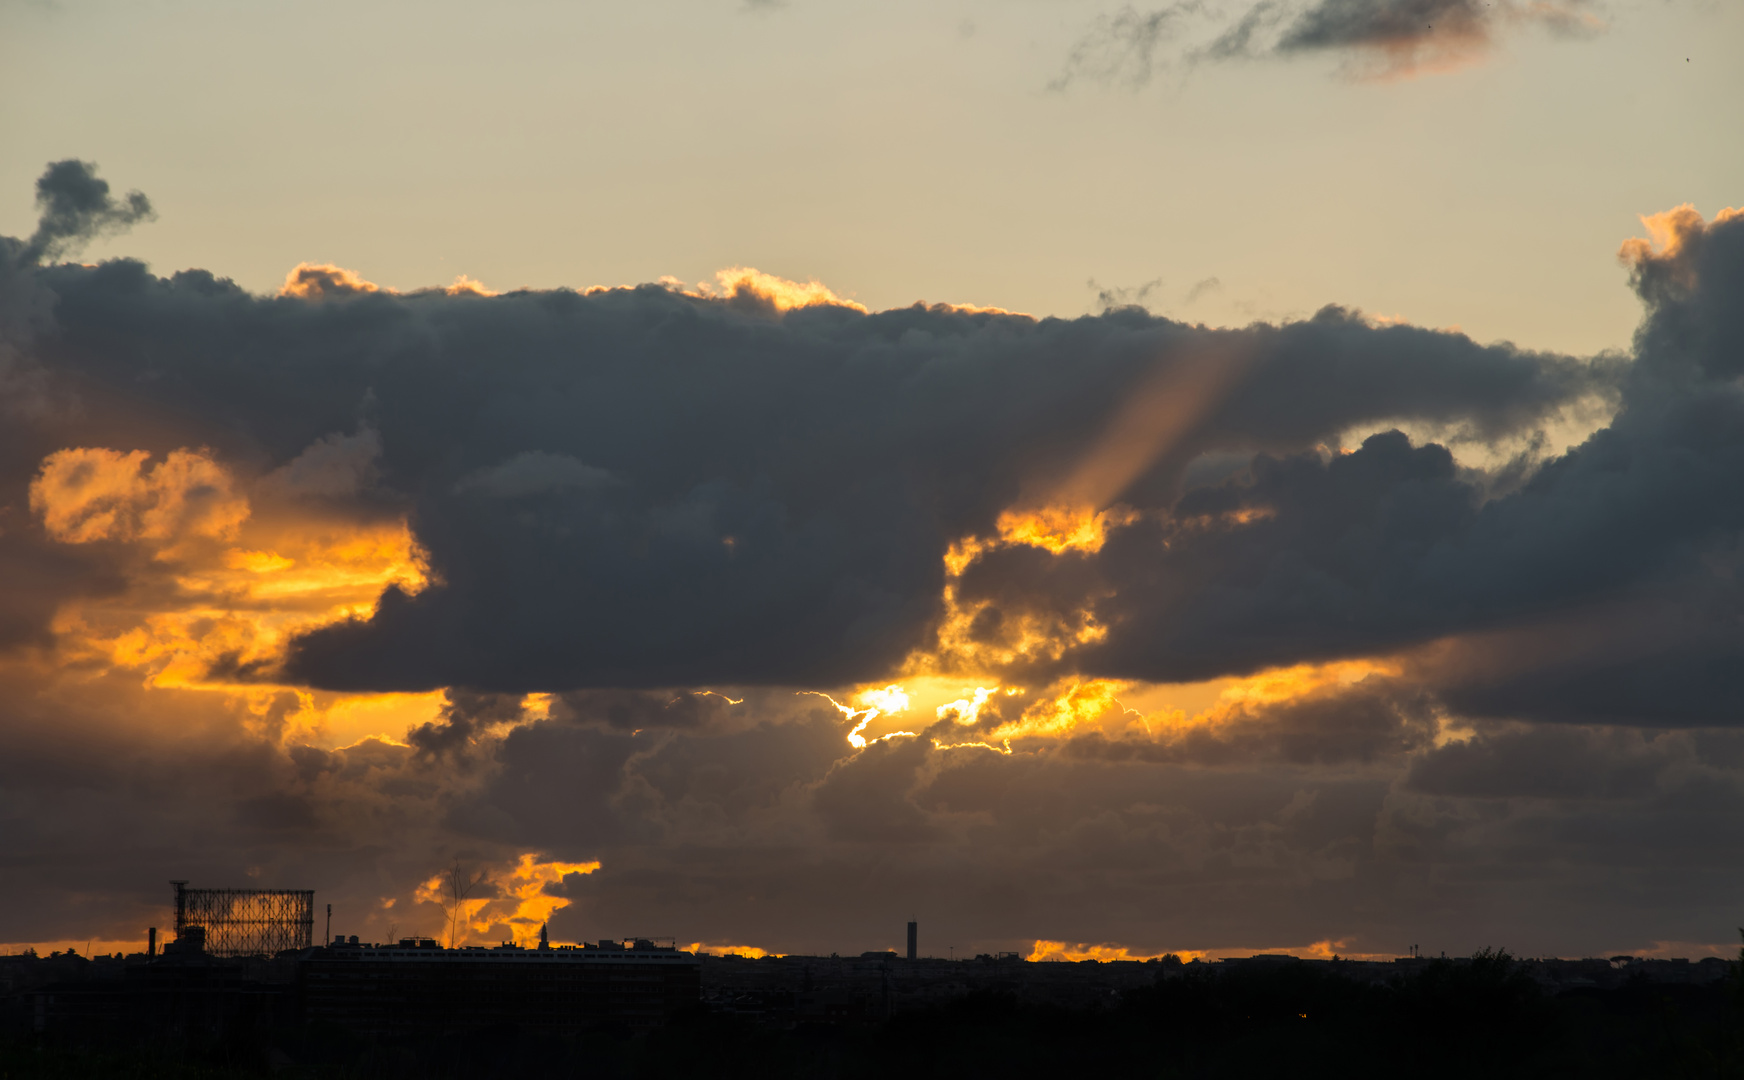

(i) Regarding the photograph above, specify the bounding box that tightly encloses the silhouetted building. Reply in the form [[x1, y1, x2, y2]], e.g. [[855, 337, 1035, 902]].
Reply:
[[906, 921, 917, 961], [8, 934, 700, 1042], [301, 937, 701, 1034], [11, 933, 297, 1042]]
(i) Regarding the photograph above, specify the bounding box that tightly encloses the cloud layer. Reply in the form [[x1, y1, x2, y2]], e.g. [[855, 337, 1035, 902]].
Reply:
[[2, 162, 1742, 961], [17, 254, 1602, 690]]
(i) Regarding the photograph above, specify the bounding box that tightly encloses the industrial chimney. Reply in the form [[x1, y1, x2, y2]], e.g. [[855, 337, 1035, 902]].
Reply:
[[906, 921, 917, 961]]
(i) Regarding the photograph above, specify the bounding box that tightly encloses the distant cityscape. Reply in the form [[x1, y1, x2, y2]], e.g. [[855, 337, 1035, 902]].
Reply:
[[2, 882, 1736, 1040]]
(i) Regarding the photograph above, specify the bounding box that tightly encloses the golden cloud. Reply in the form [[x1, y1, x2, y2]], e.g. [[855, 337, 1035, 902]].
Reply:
[[681, 266, 868, 313], [444, 274, 497, 297], [1027, 937, 1397, 963], [279, 263, 385, 299], [1026, 939, 1177, 963], [31, 447, 250, 547], [683, 942, 779, 958], [415, 854, 601, 948], [834, 653, 1407, 758], [30, 444, 440, 747]]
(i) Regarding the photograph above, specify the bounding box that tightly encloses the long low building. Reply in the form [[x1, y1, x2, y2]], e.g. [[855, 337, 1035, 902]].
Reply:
[[301, 937, 701, 1034], [7, 934, 701, 1041]]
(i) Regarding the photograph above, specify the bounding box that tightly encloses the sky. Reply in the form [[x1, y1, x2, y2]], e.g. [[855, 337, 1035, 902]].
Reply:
[[1, 0, 1742, 962]]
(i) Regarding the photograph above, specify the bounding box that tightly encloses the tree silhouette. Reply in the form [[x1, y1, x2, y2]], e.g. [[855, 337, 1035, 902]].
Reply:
[[442, 862, 487, 948]]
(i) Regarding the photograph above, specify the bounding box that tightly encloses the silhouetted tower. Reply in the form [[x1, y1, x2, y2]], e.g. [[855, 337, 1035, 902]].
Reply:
[[906, 921, 917, 961], [171, 880, 189, 937]]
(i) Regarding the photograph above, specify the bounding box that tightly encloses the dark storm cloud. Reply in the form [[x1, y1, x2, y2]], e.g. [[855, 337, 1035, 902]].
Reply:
[[960, 208, 1744, 727], [14, 661, 1744, 957], [1406, 725, 1676, 800], [470, 708, 1418, 953], [550, 689, 736, 730], [959, 428, 1482, 683], [1423, 592, 1744, 726], [511, 712, 1744, 957], [0, 219, 1607, 692], [4, 166, 1737, 721], [812, 735, 940, 843], [406, 689, 528, 758], [1057, 409, 1742, 687], [12, 164, 1744, 961]]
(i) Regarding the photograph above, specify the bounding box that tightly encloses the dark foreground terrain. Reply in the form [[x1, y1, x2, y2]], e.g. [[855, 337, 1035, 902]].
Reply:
[[5, 951, 1744, 1079]]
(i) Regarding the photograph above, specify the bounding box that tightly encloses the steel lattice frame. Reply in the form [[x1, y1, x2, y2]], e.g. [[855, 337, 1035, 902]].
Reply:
[[173, 883, 314, 958]]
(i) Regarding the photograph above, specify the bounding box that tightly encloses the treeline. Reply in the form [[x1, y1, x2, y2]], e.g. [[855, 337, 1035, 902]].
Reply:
[[5, 950, 1744, 1079]]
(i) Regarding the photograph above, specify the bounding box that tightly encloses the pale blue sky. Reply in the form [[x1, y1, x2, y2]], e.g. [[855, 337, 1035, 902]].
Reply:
[[2, 0, 1737, 353]]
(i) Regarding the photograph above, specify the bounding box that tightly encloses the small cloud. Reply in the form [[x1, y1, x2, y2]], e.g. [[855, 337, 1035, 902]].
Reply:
[[1184, 276, 1223, 303], [1089, 276, 1164, 312], [1272, 0, 1605, 79], [1199, 1, 1287, 60], [1052, 3, 1207, 91], [280, 263, 385, 300], [1065, 0, 1606, 86], [21, 159, 154, 265], [445, 275, 496, 297], [266, 428, 382, 500]]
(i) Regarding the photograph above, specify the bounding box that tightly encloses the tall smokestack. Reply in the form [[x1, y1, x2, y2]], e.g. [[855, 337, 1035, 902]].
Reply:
[[147, 927, 156, 957], [907, 921, 917, 961]]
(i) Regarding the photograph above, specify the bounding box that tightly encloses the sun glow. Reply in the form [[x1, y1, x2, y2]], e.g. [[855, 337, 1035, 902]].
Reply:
[[936, 686, 996, 725], [912, 340, 1262, 681], [802, 686, 920, 749], [831, 655, 1405, 756], [674, 266, 868, 313], [994, 503, 1139, 557], [986, 679, 1132, 741], [923, 511, 1124, 679], [1199, 658, 1402, 712]]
